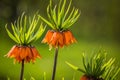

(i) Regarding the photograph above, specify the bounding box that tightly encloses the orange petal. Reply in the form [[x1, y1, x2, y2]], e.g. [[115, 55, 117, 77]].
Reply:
[[25, 56, 31, 63], [68, 31, 77, 43], [42, 30, 54, 43], [50, 32, 60, 47], [6, 45, 19, 58], [19, 47, 25, 59], [58, 32, 64, 47], [15, 55, 22, 63], [28, 47, 33, 59], [24, 47, 29, 58], [63, 31, 71, 45], [31, 47, 41, 59], [64, 30, 76, 45]]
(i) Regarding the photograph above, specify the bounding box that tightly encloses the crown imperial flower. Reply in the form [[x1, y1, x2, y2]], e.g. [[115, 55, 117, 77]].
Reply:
[[39, 0, 80, 80], [66, 51, 120, 80], [42, 30, 76, 48], [39, 0, 80, 48], [5, 12, 45, 63], [6, 45, 41, 63]]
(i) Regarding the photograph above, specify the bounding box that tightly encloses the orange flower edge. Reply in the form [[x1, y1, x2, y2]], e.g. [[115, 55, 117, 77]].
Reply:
[[80, 75, 89, 80], [42, 30, 54, 44], [6, 45, 41, 63], [63, 30, 77, 45], [80, 75, 103, 80], [42, 30, 77, 48]]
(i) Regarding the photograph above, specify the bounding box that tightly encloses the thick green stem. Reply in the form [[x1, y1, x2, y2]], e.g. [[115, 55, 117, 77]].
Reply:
[[52, 47, 59, 80], [20, 60, 24, 80]]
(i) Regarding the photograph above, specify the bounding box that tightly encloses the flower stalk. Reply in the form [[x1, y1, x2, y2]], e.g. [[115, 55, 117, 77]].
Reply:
[[20, 60, 24, 80], [52, 47, 59, 80]]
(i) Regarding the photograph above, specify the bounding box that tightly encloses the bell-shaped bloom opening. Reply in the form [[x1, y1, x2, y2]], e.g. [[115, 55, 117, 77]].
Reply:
[[6, 45, 41, 63], [42, 30, 54, 44], [50, 31, 64, 48], [63, 30, 77, 45], [42, 30, 76, 48]]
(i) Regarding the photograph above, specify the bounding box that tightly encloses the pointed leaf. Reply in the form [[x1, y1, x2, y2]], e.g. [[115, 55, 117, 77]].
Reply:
[[11, 23, 20, 42], [39, 15, 55, 29], [5, 25, 19, 43]]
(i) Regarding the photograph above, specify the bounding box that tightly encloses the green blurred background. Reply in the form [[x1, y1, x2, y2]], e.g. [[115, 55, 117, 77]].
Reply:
[[0, 0, 120, 80]]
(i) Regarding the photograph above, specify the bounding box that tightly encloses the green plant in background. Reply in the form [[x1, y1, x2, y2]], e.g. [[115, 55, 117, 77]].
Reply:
[[39, 0, 80, 80], [5, 12, 45, 80], [66, 50, 120, 80]]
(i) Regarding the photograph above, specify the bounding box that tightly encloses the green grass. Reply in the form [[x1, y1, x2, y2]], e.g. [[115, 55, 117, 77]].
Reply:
[[0, 38, 120, 80]]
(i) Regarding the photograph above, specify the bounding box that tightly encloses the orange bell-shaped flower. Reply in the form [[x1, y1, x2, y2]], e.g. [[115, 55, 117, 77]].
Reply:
[[63, 30, 77, 45], [42, 30, 76, 48], [6, 45, 41, 63]]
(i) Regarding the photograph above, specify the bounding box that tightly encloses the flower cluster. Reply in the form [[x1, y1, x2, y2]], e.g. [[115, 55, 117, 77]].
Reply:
[[42, 30, 76, 48], [39, 0, 80, 49], [6, 45, 41, 63], [5, 13, 45, 63]]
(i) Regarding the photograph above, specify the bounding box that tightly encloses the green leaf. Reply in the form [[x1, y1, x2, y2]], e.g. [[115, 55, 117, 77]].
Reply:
[[5, 24, 19, 43], [35, 24, 46, 40], [64, 0, 72, 19], [39, 15, 55, 29], [47, 5, 55, 27], [64, 13, 80, 29], [23, 15, 27, 33], [60, 0, 66, 25], [82, 53, 88, 73], [11, 23, 21, 43], [104, 65, 111, 79], [20, 12, 25, 29], [52, 5, 57, 26], [62, 8, 75, 28], [26, 15, 36, 41], [49, 5, 57, 29], [111, 67, 120, 80], [27, 23, 45, 44], [17, 17, 20, 30], [66, 61, 79, 70], [58, 0, 62, 15], [65, 61, 86, 73]]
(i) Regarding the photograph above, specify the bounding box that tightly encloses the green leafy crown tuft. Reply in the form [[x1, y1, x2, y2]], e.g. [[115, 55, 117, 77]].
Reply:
[[39, 0, 80, 31], [6, 12, 46, 45]]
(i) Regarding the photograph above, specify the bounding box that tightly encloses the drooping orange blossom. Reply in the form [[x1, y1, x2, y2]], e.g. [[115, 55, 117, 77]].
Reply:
[[39, 0, 80, 80], [5, 13, 45, 63], [5, 12, 45, 80], [6, 45, 41, 63], [42, 30, 77, 48]]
